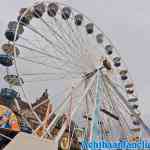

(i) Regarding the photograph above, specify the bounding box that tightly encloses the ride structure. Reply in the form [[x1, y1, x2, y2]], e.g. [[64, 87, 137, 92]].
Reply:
[[0, 1, 150, 150]]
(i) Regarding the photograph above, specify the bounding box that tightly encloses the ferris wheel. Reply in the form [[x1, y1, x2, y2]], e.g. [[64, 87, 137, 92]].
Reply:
[[0, 0, 150, 149]]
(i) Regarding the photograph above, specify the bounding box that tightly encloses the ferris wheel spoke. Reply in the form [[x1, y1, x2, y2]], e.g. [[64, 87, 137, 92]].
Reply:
[[24, 77, 66, 83], [23, 75, 79, 83], [103, 76, 125, 111], [79, 24, 93, 51], [65, 20, 82, 55], [87, 89, 96, 105], [18, 56, 82, 77], [69, 11, 86, 51], [16, 44, 69, 71], [104, 84, 131, 138], [27, 5, 80, 60], [40, 17, 81, 59], [103, 76, 141, 136], [59, 12, 85, 56], [100, 74, 128, 139], [74, 21, 90, 51], [67, 25, 83, 57], [101, 76, 116, 113], [102, 77, 123, 117], [16, 43, 84, 73], [74, 27, 96, 70], [52, 18, 96, 71], [19, 36, 52, 55], [16, 43, 65, 62], [53, 19, 95, 72], [20, 72, 65, 76], [25, 24, 80, 62], [102, 75, 148, 138], [117, 109, 131, 132], [77, 29, 96, 70], [19, 35, 69, 63], [111, 89, 131, 116], [53, 18, 81, 56], [76, 27, 87, 49], [19, 30, 87, 72], [67, 22, 96, 71]]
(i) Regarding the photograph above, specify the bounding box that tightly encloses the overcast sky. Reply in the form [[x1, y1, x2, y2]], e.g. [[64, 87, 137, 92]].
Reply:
[[0, 0, 150, 125]]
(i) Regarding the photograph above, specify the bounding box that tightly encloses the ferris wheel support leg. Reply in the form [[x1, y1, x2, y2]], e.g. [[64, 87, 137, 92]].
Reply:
[[54, 74, 96, 143], [40, 93, 75, 139], [84, 79, 92, 142], [70, 74, 96, 119], [34, 79, 84, 137], [104, 75, 150, 137], [89, 70, 101, 142]]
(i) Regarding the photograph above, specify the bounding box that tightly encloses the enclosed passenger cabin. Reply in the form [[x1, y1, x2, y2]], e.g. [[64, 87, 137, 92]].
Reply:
[[61, 7, 72, 20], [105, 45, 113, 55], [113, 57, 121, 67], [0, 55, 13, 67], [47, 3, 59, 17], [74, 14, 83, 26], [32, 3, 45, 18], [2, 43, 20, 57], [86, 23, 94, 34], [96, 33, 103, 44]]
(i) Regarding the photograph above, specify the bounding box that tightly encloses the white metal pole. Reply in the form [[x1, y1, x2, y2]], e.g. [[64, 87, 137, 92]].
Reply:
[[40, 80, 84, 138], [88, 70, 100, 142], [54, 74, 96, 143]]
